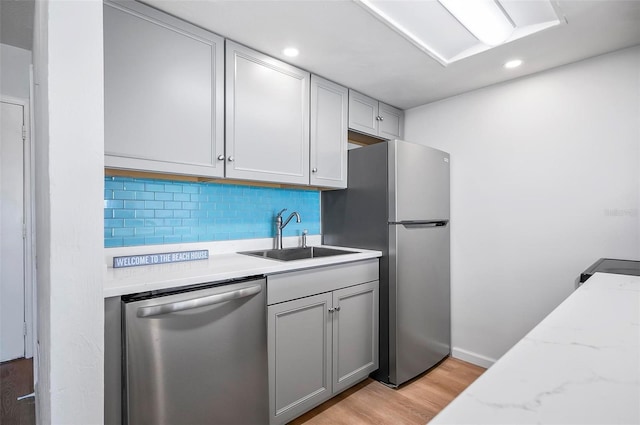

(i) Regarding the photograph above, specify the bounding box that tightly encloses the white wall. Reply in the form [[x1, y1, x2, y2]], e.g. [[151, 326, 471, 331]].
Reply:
[[33, 0, 104, 422], [0, 43, 31, 99], [405, 46, 640, 367]]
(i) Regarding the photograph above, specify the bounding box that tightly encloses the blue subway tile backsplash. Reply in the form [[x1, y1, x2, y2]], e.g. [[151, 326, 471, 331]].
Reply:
[[104, 176, 321, 248]]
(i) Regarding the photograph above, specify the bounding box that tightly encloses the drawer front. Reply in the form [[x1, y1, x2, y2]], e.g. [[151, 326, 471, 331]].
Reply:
[[267, 259, 379, 305]]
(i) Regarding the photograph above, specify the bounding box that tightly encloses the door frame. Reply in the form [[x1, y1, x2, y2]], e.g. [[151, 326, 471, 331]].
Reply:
[[1, 95, 35, 360]]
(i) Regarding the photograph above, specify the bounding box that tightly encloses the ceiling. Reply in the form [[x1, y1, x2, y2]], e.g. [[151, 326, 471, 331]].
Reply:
[[3, 1, 640, 109], [141, 0, 640, 109]]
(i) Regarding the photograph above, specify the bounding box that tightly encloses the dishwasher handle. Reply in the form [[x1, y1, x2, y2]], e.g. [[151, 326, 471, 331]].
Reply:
[[137, 283, 262, 318]]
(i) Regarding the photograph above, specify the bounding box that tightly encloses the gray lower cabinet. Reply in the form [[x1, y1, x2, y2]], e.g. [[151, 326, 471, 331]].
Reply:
[[348, 90, 404, 140], [225, 41, 310, 185], [332, 282, 379, 394], [268, 293, 333, 424], [103, 0, 225, 177], [267, 260, 379, 424]]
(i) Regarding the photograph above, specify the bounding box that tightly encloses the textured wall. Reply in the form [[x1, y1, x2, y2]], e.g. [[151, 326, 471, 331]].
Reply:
[[104, 176, 321, 247]]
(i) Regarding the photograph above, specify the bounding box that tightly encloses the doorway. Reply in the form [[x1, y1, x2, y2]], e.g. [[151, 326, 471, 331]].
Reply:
[[1, 99, 27, 362], [1, 97, 35, 424]]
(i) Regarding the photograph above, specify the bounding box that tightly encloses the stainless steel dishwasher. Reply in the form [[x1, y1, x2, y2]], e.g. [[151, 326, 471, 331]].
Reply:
[[122, 277, 268, 425]]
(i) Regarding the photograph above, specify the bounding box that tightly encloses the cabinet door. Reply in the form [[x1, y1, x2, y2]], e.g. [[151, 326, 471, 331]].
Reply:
[[348, 90, 379, 137], [378, 102, 405, 140], [104, 0, 224, 177], [226, 41, 310, 185], [332, 281, 379, 394], [268, 293, 332, 425], [310, 76, 348, 188]]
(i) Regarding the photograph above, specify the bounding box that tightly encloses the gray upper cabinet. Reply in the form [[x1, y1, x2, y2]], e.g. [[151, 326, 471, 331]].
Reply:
[[225, 41, 310, 185], [348, 90, 404, 140], [310, 76, 348, 189], [348, 90, 378, 136], [103, 0, 224, 177], [378, 101, 405, 140]]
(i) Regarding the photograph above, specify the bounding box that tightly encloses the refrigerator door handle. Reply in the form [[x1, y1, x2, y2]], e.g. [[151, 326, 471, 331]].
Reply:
[[390, 220, 449, 227]]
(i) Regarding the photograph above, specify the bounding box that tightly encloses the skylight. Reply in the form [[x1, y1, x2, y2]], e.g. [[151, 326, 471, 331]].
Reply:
[[356, 0, 564, 66]]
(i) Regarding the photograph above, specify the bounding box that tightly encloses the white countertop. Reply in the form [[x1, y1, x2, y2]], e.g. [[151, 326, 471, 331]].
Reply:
[[103, 245, 381, 297], [431, 272, 640, 424]]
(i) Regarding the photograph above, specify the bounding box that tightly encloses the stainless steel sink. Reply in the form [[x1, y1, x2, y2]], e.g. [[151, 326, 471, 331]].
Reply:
[[240, 246, 353, 261]]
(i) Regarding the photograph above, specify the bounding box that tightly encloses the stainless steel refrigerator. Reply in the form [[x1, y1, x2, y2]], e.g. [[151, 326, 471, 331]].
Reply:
[[322, 140, 450, 387]]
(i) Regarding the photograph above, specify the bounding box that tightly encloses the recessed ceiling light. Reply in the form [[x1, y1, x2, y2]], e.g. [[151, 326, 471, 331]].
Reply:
[[504, 59, 523, 69], [283, 47, 299, 58]]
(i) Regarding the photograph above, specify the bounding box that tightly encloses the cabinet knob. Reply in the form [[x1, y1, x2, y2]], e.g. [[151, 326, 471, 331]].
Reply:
[[378, 116, 384, 121], [312, 168, 318, 173], [334, 306, 341, 312], [328, 308, 335, 313], [227, 156, 234, 162], [217, 154, 225, 161]]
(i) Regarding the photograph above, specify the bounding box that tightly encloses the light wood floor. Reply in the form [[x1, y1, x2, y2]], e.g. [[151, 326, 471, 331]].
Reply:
[[0, 357, 482, 425], [290, 357, 485, 425]]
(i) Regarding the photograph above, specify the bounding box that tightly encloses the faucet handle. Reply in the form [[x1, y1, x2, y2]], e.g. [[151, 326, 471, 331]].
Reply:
[[276, 208, 287, 218], [302, 229, 308, 248]]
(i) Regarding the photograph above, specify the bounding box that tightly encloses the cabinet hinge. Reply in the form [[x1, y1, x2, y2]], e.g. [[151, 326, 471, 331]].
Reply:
[[22, 223, 26, 239], [22, 125, 27, 141], [23, 322, 27, 336]]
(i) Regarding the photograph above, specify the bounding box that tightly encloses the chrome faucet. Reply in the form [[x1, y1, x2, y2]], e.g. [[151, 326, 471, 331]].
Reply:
[[275, 208, 301, 250]]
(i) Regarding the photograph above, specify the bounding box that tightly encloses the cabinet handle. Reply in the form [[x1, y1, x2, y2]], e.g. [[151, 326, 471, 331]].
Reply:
[[334, 306, 341, 312], [312, 168, 318, 173], [217, 154, 225, 161], [227, 156, 234, 162]]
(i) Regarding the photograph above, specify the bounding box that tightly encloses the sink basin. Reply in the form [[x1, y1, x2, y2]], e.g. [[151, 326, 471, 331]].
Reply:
[[241, 246, 354, 261]]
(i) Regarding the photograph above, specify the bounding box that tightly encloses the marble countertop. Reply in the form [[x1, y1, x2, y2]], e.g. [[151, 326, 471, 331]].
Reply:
[[103, 245, 381, 298], [431, 272, 640, 424]]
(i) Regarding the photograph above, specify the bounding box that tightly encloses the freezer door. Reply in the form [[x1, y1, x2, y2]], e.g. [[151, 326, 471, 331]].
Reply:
[[389, 222, 451, 386], [123, 278, 268, 425], [388, 140, 450, 222]]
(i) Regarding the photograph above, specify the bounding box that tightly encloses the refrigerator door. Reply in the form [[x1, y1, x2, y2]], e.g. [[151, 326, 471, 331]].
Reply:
[[389, 222, 451, 386], [388, 140, 450, 222]]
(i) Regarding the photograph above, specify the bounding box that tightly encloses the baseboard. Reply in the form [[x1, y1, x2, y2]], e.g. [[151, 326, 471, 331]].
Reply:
[[451, 347, 496, 369]]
